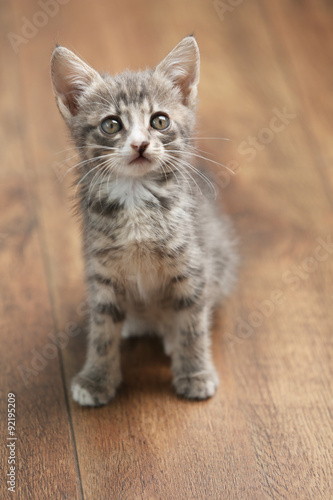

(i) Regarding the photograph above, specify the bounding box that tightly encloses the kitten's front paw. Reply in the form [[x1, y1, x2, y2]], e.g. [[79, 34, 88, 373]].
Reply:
[[71, 371, 121, 407], [173, 369, 219, 400]]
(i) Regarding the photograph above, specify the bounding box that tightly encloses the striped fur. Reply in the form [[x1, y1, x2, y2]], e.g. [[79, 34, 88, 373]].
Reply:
[[51, 36, 238, 406]]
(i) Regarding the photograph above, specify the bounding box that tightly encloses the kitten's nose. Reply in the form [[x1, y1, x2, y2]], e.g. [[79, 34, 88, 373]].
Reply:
[[131, 141, 150, 155]]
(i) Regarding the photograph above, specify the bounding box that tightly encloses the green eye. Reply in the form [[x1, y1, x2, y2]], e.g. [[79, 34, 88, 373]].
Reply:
[[150, 113, 170, 131], [101, 117, 122, 135]]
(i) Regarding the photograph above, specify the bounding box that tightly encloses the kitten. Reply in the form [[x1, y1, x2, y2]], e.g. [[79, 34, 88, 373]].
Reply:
[[51, 36, 237, 406]]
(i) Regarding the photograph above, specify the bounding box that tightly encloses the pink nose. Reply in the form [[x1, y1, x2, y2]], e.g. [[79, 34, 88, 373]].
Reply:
[[131, 141, 150, 155]]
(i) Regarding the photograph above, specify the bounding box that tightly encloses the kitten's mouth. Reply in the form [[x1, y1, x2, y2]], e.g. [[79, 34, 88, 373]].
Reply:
[[129, 154, 151, 166]]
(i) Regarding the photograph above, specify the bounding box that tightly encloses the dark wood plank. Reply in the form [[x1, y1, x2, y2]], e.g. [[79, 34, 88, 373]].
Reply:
[[0, 2, 82, 499]]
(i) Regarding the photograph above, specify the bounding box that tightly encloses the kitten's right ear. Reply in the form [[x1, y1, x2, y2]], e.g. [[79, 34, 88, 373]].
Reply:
[[51, 46, 102, 120], [155, 36, 200, 109]]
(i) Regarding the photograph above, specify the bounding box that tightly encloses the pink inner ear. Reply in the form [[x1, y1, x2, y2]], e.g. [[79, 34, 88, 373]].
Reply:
[[155, 37, 200, 107], [62, 90, 80, 116], [164, 57, 199, 106], [175, 66, 198, 97], [52, 61, 85, 115], [51, 48, 99, 117]]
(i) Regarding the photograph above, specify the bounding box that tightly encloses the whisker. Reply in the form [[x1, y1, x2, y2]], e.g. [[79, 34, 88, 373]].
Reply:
[[187, 145, 215, 157], [105, 160, 119, 200], [166, 149, 235, 175], [88, 162, 110, 198], [88, 156, 118, 188], [173, 157, 217, 198], [165, 157, 196, 194], [74, 162, 108, 197], [181, 159, 217, 194], [88, 167, 108, 205], [162, 158, 182, 189], [59, 154, 116, 183], [188, 137, 231, 141], [157, 159, 169, 184], [89, 159, 119, 205], [176, 162, 202, 195]]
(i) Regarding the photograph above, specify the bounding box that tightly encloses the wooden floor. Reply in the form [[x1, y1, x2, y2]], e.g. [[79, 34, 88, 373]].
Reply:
[[1, 0, 333, 498]]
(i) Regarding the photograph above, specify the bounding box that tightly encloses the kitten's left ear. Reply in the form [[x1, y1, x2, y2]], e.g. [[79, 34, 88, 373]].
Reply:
[[155, 36, 200, 108], [51, 46, 103, 121]]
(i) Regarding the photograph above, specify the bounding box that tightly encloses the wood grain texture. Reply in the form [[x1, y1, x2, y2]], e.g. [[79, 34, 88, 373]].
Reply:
[[0, 2, 82, 499], [1, 0, 332, 498]]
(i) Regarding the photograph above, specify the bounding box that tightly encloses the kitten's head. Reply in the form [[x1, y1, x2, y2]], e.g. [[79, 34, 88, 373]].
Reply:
[[51, 37, 199, 179]]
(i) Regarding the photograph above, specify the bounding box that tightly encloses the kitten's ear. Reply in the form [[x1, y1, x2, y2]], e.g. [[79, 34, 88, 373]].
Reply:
[[51, 46, 102, 120], [155, 36, 200, 108]]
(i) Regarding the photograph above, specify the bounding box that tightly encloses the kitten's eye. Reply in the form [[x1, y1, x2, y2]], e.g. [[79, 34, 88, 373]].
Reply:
[[150, 113, 170, 131], [100, 117, 122, 135]]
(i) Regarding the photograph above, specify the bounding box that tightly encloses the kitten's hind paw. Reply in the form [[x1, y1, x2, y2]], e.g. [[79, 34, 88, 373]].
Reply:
[[71, 371, 120, 407], [173, 369, 219, 400]]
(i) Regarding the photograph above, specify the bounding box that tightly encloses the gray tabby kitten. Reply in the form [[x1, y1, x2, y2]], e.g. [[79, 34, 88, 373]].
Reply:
[[51, 36, 237, 406]]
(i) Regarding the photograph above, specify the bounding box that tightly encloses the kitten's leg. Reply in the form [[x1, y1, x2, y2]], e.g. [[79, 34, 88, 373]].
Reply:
[[171, 306, 219, 400], [71, 284, 125, 406]]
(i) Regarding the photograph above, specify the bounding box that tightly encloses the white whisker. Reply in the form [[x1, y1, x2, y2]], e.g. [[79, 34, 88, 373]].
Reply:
[[59, 154, 115, 183], [165, 156, 197, 194], [166, 149, 235, 175], [171, 156, 217, 198], [74, 162, 107, 197], [188, 137, 231, 141]]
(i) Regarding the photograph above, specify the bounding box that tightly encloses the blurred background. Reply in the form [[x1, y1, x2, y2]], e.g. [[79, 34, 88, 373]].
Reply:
[[1, 1, 332, 498]]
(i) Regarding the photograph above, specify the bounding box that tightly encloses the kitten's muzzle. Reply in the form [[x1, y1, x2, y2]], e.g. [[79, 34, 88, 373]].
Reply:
[[129, 140, 151, 165]]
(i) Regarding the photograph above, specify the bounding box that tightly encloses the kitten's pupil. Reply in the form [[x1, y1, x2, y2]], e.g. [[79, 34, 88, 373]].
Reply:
[[151, 114, 170, 131], [101, 117, 122, 135]]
